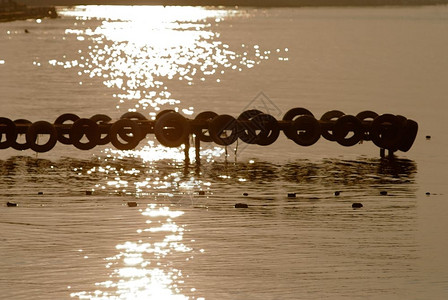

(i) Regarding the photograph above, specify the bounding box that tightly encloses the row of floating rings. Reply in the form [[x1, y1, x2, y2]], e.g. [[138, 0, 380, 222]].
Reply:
[[0, 108, 418, 152], [0, 112, 149, 152], [154, 109, 418, 152]]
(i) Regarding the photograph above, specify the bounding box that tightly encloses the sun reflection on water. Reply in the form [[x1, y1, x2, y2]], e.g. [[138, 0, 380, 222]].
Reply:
[[51, 7, 287, 298], [55, 5, 278, 116], [49, 5, 288, 178], [88, 143, 218, 197], [71, 205, 202, 300]]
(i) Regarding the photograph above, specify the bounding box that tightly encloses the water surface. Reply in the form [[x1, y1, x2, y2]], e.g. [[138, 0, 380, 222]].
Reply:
[[1, 5, 448, 299]]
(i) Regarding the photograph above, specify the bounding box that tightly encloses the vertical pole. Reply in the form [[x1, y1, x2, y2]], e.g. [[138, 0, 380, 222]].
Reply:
[[387, 149, 395, 158], [184, 135, 190, 165], [380, 148, 385, 158], [195, 135, 200, 165]]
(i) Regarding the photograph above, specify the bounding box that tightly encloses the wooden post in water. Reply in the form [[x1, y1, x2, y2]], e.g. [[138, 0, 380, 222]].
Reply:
[[387, 149, 395, 158], [194, 135, 201, 165], [184, 136, 190, 165]]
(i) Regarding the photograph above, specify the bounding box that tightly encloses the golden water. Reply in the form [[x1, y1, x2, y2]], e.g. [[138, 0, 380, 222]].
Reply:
[[1, 5, 448, 299]]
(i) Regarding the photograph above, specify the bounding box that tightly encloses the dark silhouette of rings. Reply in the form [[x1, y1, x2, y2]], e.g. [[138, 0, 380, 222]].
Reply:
[[26, 121, 57, 152], [12, 119, 31, 150], [156, 109, 176, 120], [0, 109, 418, 155], [285, 115, 321, 146], [282, 107, 314, 140], [398, 119, 418, 152], [371, 114, 402, 150], [250, 113, 280, 146], [333, 115, 364, 146], [282, 107, 314, 120], [209, 114, 239, 146], [119, 112, 147, 139], [237, 109, 264, 144], [110, 119, 143, 150], [54, 113, 80, 145], [356, 110, 378, 141], [69, 118, 100, 150], [320, 110, 345, 141], [90, 114, 112, 145], [154, 112, 190, 147], [194, 111, 218, 142], [120, 112, 147, 121], [0, 117, 17, 149]]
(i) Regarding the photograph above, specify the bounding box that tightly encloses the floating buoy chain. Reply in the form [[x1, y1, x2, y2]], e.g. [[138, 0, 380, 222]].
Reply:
[[0, 109, 418, 153]]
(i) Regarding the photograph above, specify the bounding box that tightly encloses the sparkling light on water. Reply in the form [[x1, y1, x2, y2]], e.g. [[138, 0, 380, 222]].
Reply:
[[55, 5, 281, 116], [70, 205, 194, 300], [49, 5, 286, 182], [45, 4, 286, 200], [56, 7, 274, 298]]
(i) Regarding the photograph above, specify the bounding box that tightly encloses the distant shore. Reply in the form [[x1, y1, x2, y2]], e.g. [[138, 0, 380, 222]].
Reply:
[[16, 0, 448, 8], [0, 0, 57, 22]]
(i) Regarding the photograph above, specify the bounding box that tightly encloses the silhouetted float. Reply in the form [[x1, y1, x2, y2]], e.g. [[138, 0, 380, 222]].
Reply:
[[0, 108, 418, 161], [352, 203, 363, 208]]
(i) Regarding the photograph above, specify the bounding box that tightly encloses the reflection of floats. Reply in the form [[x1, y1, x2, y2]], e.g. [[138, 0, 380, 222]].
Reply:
[[0, 155, 416, 198], [0, 108, 418, 160], [206, 157, 417, 185]]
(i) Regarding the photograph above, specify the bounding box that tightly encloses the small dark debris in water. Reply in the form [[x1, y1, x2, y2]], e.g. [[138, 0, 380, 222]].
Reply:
[[380, 191, 388, 196], [7, 202, 17, 207], [235, 203, 248, 208], [38, 192, 43, 195], [243, 192, 249, 196], [85, 191, 93, 196], [198, 190, 205, 196], [352, 203, 363, 208], [426, 192, 431, 196], [426, 135, 431, 140], [127, 202, 137, 207], [24, 29, 29, 33], [287, 193, 296, 198], [334, 191, 340, 196]]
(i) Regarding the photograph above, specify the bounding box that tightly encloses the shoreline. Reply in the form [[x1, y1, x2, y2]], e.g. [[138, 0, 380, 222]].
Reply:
[[2, 1, 447, 23], [0, 2, 57, 22], [16, 0, 448, 8]]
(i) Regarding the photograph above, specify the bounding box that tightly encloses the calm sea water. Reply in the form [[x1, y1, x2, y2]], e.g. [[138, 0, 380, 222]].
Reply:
[[1, 5, 448, 300]]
